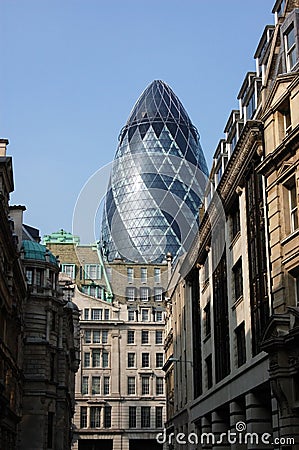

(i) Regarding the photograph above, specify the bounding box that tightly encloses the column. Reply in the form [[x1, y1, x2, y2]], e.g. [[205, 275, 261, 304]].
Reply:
[[211, 410, 230, 450], [229, 400, 246, 450], [245, 392, 273, 450], [201, 415, 212, 450]]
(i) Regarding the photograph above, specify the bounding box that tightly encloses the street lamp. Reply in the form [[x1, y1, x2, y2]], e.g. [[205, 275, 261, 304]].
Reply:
[[168, 356, 193, 367]]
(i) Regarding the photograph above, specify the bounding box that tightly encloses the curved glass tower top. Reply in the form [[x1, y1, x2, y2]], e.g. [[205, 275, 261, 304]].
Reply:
[[101, 80, 208, 263]]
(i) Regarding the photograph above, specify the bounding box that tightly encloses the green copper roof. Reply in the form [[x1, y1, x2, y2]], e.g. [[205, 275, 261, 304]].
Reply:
[[43, 229, 80, 244], [21, 240, 58, 266]]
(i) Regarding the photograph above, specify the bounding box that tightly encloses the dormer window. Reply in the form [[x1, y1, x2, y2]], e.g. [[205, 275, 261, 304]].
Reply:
[[285, 24, 296, 71]]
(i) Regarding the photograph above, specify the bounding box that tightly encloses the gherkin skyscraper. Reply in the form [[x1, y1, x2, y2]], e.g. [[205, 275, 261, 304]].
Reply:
[[101, 80, 208, 263]]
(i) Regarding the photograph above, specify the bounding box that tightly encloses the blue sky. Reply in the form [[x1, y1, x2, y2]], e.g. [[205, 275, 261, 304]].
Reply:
[[1, 0, 274, 238]]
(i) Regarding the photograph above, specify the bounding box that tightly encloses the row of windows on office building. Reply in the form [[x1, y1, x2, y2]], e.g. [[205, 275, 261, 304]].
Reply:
[[127, 308, 164, 322], [81, 375, 110, 395], [127, 352, 164, 368], [127, 267, 161, 284], [80, 405, 111, 429], [127, 330, 163, 345], [83, 350, 110, 368], [127, 376, 164, 396], [83, 329, 109, 344], [83, 308, 110, 321], [126, 286, 164, 302], [81, 374, 164, 397], [80, 405, 163, 429]]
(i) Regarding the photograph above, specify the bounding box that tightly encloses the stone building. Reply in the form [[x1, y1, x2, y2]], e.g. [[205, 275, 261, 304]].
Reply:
[[0, 140, 27, 450], [164, 1, 299, 449], [0, 141, 80, 450], [45, 233, 170, 450]]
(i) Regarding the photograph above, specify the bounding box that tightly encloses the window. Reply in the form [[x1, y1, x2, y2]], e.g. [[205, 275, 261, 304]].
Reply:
[[129, 406, 137, 428], [154, 268, 161, 283], [102, 330, 108, 344], [127, 330, 135, 344], [246, 91, 255, 119], [204, 302, 211, 337], [26, 268, 33, 285], [102, 351, 109, 368], [156, 353, 164, 368], [141, 309, 149, 322], [141, 406, 151, 428], [236, 322, 246, 367], [90, 407, 101, 428], [141, 267, 147, 283], [92, 376, 100, 395], [154, 287, 163, 301], [285, 177, 298, 233], [231, 199, 240, 239], [155, 311, 163, 322], [92, 350, 101, 367], [279, 98, 292, 135], [233, 258, 243, 301], [128, 310, 135, 321], [82, 376, 89, 395], [142, 353, 150, 367], [84, 309, 89, 320], [127, 267, 134, 283], [155, 330, 163, 345], [35, 269, 43, 286], [142, 376, 150, 395], [84, 352, 90, 368], [104, 309, 110, 320], [128, 377, 136, 395], [141, 330, 149, 344], [104, 405, 111, 428], [106, 267, 112, 281], [61, 264, 75, 279], [127, 353, 135, 368], [84, 330, 91, 344], [126, 287, 136, 302], [93, 330, 101, 343], [80, 407, 87, 428], [140, 287, 149, 301], [203, 257, 209, 285], [84, 264, 101, 280], [156, 406, 163, 428], [91, 309, 102, 320], [103, 377, 110, 395], [285, 24, 296, 71], [206, 355, 213, 389], [156, 377, 164, 395]]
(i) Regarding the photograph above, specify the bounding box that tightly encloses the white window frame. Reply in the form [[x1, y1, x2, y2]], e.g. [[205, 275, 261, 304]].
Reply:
[[84, 264, 101, 280], [91, 309, 103, 320], [154, 287, 163, 302], [154, 268, 161, 283], [127, 267, 134, 283], [61, 263, 76, 280], [285, 24, 297, 71], [140, 287, 149, 302], [140, 267, 147, 283]]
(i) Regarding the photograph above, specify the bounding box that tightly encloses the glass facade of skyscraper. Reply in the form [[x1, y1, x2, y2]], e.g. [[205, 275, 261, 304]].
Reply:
[[101, 80, 208, 263]]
